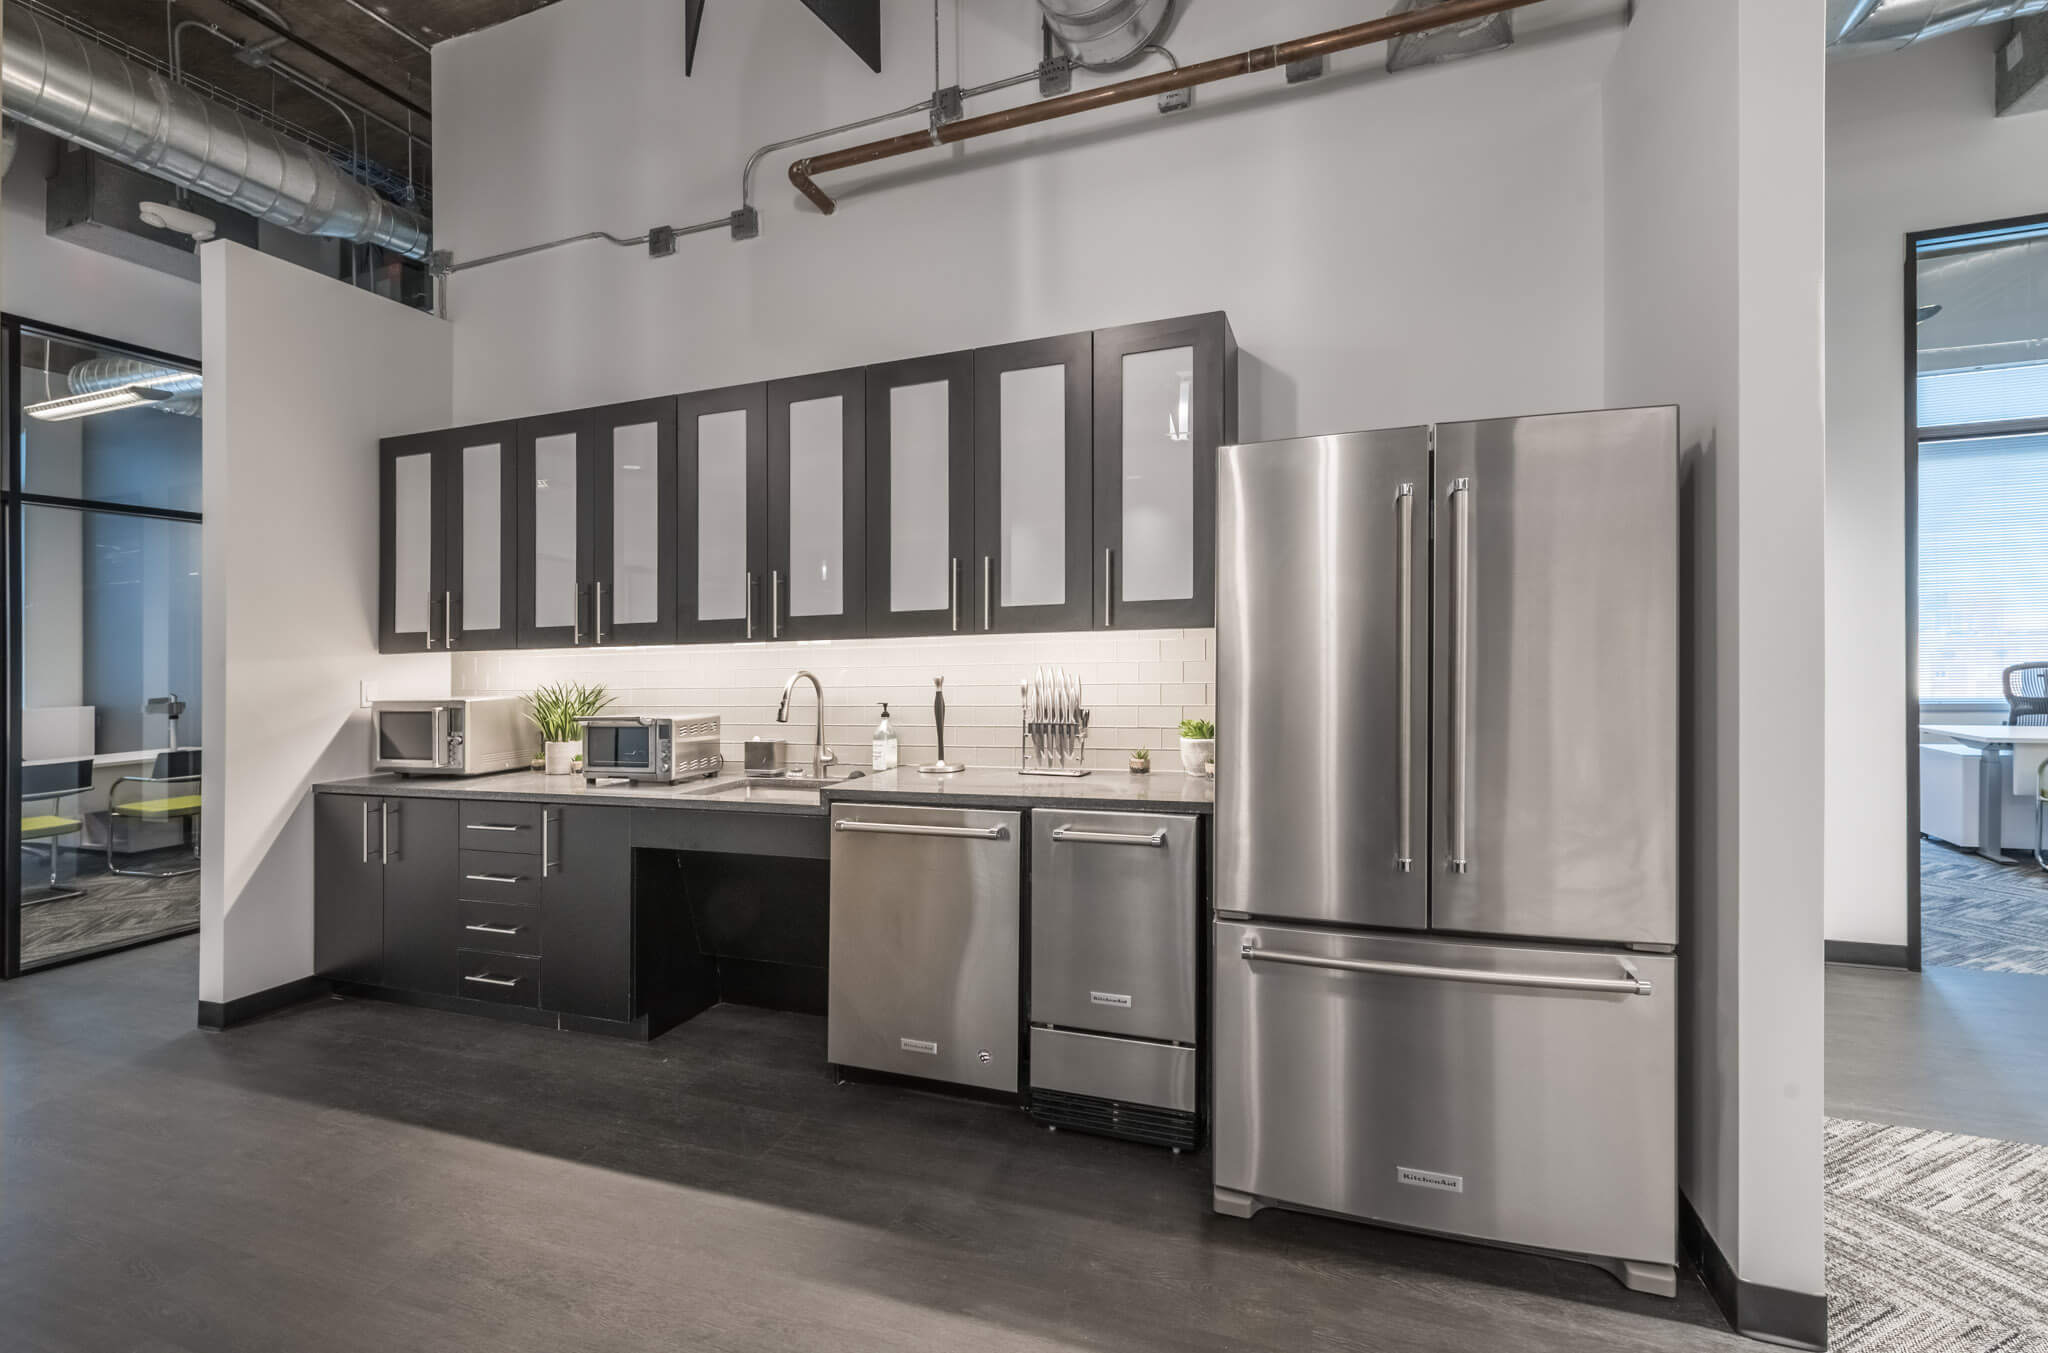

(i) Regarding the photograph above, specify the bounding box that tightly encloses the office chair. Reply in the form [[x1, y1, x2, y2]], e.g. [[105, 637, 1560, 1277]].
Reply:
[[2005, 663, 2048, 726], [20, 758, 92, 904], [107, 749, 201, 878]]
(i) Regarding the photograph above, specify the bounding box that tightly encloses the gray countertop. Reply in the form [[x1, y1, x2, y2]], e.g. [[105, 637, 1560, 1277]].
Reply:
[[314, 765, 1213, 817]]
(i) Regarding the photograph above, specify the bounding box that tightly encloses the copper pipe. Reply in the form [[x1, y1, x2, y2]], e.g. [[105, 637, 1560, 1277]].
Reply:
[[790, 0, 1545, 214]]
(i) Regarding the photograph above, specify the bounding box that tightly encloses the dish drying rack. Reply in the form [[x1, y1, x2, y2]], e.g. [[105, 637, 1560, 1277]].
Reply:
[[1020, 666, 1091, 777]]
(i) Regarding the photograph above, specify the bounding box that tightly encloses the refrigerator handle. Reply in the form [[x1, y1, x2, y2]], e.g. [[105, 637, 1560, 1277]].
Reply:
[[1448, 476, 1473, 875], [1395, 483, 1415, 873], [1240, 940, 1653, 997]]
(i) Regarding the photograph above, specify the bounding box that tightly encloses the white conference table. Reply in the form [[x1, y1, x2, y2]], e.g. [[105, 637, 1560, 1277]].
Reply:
[[1921, 724, 2048, 862]]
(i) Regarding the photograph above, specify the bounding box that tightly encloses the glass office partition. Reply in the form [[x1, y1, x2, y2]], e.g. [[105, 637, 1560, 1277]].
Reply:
[[5, 321, 204, 975]]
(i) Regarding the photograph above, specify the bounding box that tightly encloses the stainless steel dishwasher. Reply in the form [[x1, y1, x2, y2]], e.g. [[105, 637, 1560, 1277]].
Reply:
[[1029, 808, 1201, 1149], [828, 802, 1023, 1092]]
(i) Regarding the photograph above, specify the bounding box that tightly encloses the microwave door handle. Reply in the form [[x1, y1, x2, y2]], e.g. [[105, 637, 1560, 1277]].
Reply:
[[434, 706, 453, 771]]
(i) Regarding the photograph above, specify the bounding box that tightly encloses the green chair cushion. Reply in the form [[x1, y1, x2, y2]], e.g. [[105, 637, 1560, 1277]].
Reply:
[[21, 815, 81, 839], [114, 795, 202, 819]]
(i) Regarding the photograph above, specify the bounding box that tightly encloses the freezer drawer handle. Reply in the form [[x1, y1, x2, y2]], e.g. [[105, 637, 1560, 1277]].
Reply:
[[834, 819, 1008, 841], [1049, 825, 1167, 847], [1239, 941, 1651, 996]]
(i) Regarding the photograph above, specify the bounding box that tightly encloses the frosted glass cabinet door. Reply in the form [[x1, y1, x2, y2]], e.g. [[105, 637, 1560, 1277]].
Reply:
[[517, 412, 594, 648], [1093, 313, 1234, 629], [380, 433, 443, 653], [768, 368, 866, 640], [678, 383, 767, 643], [590, 397, 677, 645], [865, 352, 973, 638], [445, 424, 518, 650], [973, 332, 1093, 633]]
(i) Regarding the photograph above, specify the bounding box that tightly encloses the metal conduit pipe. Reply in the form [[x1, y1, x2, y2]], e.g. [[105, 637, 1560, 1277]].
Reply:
[[0, 6, 432, 259], [1829, 0, 2048, 47], [790, 0, 1543, 215]]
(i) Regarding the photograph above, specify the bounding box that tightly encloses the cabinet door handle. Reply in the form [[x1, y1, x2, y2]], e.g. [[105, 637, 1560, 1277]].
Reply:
[[381, 801, 394, 864], [464, 873, 526, 884], [745, 570, 754, 639], [465, 922, 525, 936], [425, 593, 436, 650], [445, 591, 455, 649], [1103, 547, 1114, 627], [542, 809, 554, 879], [463, 972, 522, 988], [361, 800, 371, 864], [949, 557, 959, 633], [572, 581, 584, 645], [982, 556, 992, 631], [771, 570, 782, 639], [594, 580, 606, 644]]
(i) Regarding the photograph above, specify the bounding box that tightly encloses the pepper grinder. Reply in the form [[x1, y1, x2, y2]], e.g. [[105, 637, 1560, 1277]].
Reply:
[[918, 676, 965, 774]]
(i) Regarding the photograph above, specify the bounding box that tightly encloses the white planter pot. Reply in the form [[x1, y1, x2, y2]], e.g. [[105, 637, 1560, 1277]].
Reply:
[[1179, 737, 1215, 776], [543, 741, 580, 775]]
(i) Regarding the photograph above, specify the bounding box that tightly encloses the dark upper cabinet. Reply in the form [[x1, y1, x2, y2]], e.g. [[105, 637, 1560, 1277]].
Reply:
[[767, 367, 867, 641], [314, 794, 457, 996], [1092, 313, 1235, 630], [540, 805, 634, 1022], [380, 422, 519, 654], [517, 398, 679, 649], [972, 332, 1094, 634], [865, 352, 975, 638], [677, 383, 769, 643]]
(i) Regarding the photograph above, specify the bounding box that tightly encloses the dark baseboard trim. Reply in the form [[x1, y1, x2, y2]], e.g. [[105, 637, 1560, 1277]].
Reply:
[[327, 980, 652, 1040], [197, 974, 329, 1030], [1680, 1194, 1827, 1350], [1825, 940, 1912, 970]]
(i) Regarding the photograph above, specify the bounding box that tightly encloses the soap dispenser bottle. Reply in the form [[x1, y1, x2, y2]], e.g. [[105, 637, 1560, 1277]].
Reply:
[[872, 702, 900, 771]]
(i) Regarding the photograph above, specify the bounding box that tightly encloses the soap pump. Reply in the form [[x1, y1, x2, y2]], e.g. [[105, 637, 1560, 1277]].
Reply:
[[871, 702, 900, 771]]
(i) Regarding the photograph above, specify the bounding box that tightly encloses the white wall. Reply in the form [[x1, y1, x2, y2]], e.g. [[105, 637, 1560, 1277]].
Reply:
[[435, 0, 1620, 432], [1, 127, 202, 360], [199, 242, 452, 1006], [1825, 26, 2043, 947], [1606, 0, 1826, 1307]]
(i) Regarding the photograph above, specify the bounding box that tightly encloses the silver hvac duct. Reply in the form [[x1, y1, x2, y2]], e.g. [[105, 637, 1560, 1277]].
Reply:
[[1830, 0, 2048, 48], [0, 7, 430, 260], [66, 357, 204, 418], [1038, 0, 1174, 67]]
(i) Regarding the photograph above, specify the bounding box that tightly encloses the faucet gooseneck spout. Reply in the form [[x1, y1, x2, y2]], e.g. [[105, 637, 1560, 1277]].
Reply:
[[777, 670, 835, 777]]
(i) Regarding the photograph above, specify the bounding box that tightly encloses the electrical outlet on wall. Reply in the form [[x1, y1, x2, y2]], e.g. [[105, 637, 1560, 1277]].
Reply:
[[360, 680, 376, 709]]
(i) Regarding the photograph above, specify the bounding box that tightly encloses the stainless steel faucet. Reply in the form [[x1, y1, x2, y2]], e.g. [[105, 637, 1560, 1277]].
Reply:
[[776, 670, 836, 777]]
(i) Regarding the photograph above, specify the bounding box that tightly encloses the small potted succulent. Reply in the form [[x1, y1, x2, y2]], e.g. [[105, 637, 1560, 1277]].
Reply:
[[528, 681, 612, 775], [1178, 718, 1215, 776], [1129, 746, 1151, 774]]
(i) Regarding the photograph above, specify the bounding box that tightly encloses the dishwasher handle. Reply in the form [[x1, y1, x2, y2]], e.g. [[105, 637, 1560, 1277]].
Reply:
[[834, 819, 1008, 841], [1049, 825, 1168, 848], [1240, 940, 1652, 997]]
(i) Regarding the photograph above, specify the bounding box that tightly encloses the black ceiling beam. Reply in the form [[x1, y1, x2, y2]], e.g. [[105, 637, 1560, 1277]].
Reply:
[[797, 0, 881, 73], [211, 0, 432, 122], [685, 0, 706, 76]]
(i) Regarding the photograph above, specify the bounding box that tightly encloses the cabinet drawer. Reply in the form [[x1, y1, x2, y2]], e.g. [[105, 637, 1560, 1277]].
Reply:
[[1030, 809, 1200, 1043], [458, 801, 545, 854], [458, 849, 541, 905], [456, 949, 541, 1007], [457, 898, 542, 957]]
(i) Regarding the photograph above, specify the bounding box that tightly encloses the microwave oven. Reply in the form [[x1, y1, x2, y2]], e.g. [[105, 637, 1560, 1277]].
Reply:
[[580, 713, 722, 783], [371, 697, 535, 776]]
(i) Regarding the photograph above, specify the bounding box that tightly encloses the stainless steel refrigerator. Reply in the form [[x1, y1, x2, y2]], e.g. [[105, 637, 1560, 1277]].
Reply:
[[1211, 407, 1680, 1297]]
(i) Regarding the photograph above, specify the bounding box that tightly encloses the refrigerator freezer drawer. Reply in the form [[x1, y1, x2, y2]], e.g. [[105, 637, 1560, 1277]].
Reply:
[[1212, 920, 1675, 1269], [1029, 1026, 1196, 1114], [1030, 809, 1200, 1043], [828, 804, 1023, 1093]]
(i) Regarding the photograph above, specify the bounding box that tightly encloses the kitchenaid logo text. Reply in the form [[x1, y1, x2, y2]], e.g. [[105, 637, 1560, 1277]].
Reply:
[[1396, 1167, 1464, 1193]]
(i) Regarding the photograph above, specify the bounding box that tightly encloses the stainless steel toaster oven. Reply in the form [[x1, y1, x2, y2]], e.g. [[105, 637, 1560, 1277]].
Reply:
[[579, 713, 722, 783]]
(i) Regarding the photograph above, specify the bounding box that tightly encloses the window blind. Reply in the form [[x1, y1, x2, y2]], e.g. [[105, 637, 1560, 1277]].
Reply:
[[1918, 363, 2048, 428], [1918, 432, 2048, 700]]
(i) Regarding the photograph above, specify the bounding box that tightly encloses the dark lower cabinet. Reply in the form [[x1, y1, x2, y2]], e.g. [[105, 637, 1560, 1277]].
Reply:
[[540, 805, 634, 1022], [313, 794, 385, 986], [379, 797, 460, 997]]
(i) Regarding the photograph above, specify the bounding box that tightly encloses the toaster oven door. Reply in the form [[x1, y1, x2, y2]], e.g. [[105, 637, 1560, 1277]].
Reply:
[[376, 706, 450, 772], [582, 721, 656, 777]]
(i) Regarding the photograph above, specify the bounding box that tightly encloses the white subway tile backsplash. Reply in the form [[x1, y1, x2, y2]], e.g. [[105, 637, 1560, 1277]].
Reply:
[[452, 628, 1214, 764]]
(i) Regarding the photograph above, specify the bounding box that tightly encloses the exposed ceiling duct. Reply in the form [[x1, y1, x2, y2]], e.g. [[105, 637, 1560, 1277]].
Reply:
[[1828, 0, 2048, 48], [0, 6, 431, 260], [64, 357, 205, 419], [1039, 0, 1175, 68]]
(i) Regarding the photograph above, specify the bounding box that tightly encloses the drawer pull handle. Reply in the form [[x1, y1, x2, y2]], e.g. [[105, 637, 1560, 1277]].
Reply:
[[465, 823, 524, 832], [463, 973, 523, 988], [834, 820, 1006, 841], [1050, 826, 1168, 847], [1239, 941, 1652, 997], [464, 922, 525, 936], [464, 873, 526, 884]]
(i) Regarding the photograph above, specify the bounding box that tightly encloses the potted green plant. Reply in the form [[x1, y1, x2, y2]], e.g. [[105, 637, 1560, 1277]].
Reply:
[[1129, 746, 1151, 774], [1178, 718, 1215, 776], [528, 681, 612, 775]]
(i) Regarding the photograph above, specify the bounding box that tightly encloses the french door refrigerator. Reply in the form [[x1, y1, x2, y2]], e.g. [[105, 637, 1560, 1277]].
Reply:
[[1211, 407, 1680, 1297]]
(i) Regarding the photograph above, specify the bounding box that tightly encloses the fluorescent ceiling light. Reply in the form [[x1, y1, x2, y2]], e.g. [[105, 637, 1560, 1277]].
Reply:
[[26, 385, 174, 421]]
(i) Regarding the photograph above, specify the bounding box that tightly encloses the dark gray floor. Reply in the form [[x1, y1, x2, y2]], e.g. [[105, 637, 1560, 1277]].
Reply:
[[1826, 961, 2048, 1147], [0, 936, 1748, 1353]]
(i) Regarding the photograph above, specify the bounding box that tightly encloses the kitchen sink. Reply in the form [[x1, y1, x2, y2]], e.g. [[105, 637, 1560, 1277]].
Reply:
[[677, 781, 822, 806]]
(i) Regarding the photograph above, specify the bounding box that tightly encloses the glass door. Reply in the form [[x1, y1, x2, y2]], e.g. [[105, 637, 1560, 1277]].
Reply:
[[865, 351, 974, 638], [972, 332, 1093, 634], [516, 409, 593, 649], [767, 367, 866, 641], [446, 423, 518, 650], [589, 397, 677, 646], [677, 383, 767, 643]]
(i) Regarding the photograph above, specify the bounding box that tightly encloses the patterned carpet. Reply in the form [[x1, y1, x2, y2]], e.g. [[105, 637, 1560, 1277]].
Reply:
[[19, 858, 199, 967], [1921, 840, 2048, 975], [1829, 1117, 2048, 1352]]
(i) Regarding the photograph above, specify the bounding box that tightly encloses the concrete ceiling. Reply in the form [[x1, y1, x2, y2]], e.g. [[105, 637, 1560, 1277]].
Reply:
[[24, 0, 566, 201]]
